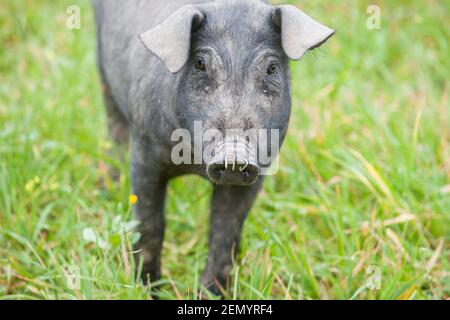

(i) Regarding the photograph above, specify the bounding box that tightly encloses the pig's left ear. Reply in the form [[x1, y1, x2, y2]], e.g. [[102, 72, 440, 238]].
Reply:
[[139, 5, 204, 73], [272, 5, 335, 60]]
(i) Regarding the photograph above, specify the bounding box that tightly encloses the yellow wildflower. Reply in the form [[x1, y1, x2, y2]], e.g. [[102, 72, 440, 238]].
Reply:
[[25, 180, 35, 193], [129, 194, 138, 205], [49, 183, 59, 191]]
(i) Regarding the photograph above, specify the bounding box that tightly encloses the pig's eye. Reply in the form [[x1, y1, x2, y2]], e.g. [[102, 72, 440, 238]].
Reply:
[[195, 57, 206, 72], [266, 62, 278, 76]]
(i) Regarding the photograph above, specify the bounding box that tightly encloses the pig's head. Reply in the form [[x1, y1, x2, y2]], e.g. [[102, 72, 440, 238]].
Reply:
[[140, 0, 334, 185]]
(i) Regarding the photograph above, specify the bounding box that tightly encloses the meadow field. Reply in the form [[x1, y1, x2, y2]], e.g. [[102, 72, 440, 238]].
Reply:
[[0, 0, 449, 299]]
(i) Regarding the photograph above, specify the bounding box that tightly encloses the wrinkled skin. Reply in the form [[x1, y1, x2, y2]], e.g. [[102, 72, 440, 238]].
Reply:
[[93, 0, 333, 296]]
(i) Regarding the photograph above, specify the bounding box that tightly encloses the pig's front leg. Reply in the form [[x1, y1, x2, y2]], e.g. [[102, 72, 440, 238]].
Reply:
[[201, 180, 264, 296], [131, 140, 167, 285]]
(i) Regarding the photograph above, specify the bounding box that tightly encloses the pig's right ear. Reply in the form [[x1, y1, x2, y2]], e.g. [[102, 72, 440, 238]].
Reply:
[[139, 5, 204, 73]]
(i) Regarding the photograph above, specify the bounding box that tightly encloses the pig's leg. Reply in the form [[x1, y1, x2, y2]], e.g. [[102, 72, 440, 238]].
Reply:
[[201, 180, 264, 296], [131, 141, 167, 285]]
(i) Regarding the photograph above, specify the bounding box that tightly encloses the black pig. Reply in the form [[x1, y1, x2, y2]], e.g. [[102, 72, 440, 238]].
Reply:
[[93, 0, 334, 295]]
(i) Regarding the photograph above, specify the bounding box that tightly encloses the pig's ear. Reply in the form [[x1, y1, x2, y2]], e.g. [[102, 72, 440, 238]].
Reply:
[[139, 5, 204, 73], [272, 5, 335, 60]]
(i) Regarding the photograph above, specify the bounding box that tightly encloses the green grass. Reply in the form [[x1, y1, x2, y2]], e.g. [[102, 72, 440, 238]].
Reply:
[[0, 0, 449, 300]]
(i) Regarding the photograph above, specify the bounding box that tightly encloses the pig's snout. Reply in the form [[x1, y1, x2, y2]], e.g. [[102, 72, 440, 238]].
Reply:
[[206, 138, 260, 186]]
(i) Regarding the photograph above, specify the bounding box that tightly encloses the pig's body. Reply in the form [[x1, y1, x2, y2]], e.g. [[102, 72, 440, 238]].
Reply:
[[93, 0, 333, 295]]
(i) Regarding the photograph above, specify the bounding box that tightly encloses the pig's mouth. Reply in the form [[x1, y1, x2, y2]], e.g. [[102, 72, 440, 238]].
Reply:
[[206, 137, 260, 186]]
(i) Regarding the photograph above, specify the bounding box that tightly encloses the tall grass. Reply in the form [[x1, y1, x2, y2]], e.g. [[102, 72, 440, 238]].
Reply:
[[0, 0, 448, 299]]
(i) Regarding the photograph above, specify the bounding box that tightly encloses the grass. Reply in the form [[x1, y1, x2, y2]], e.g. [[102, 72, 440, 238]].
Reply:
[[0, 0, 449, 300]]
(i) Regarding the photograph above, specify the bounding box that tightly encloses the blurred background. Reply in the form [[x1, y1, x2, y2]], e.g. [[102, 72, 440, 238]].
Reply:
[[0, 0, 448, 299]]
